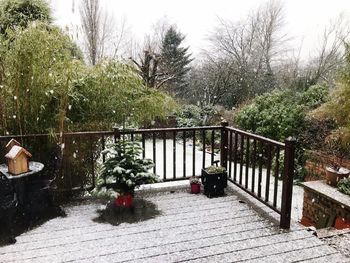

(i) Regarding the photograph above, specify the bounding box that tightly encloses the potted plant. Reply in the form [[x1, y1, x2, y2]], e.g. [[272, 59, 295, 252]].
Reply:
[[98, 140, 159, 207], [189, 176, 201, 194], [324, 134, 350, 187], [201, 162, 227, 198]]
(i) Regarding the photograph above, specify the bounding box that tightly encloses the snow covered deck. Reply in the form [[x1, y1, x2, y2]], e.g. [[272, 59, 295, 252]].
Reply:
[[0, 183, 347, 263]]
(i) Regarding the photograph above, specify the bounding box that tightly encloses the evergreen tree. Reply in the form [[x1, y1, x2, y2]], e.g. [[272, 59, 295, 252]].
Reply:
[[160, 26, 192, 97]]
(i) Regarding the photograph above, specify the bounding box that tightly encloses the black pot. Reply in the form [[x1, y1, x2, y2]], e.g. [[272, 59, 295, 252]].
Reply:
[[201, 168, 227, 198]]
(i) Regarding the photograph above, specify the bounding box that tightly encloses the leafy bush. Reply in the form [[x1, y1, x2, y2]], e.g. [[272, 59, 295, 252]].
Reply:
[[298, 85, 329, 109], [92, 140, 159, 197], [0, 23, 175, 136], [174, 104, 217, 127], [0, 22, 81, 136], [234, 86, 329, 180], [338, 177, 350, 196], [0, 0, 51, 35], [235, 86, 330, 142], [234, 90, 305, 141], [314, 44, 350, 149]]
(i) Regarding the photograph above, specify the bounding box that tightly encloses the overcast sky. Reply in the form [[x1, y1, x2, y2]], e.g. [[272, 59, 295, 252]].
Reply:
[[50, 0, 350, 59]]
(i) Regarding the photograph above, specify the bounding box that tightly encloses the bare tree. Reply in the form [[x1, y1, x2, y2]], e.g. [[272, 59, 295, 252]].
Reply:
[[276, 15, 350, 91], [188, 55, 235, 106], [80, 0, 128, 64], [80, 0, 102, 65], [209, 0, 287, 100], [130, 17, 175, 89]]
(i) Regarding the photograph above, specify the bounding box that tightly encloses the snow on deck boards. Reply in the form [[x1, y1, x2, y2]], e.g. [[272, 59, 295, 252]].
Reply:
[[0, 188, 347, 263]]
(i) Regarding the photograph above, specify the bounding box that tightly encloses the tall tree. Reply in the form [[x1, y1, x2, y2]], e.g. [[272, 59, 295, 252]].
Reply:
[[159, 26, 192, 97], [80, 0, 101, 65], [210, 0, 286, 104]]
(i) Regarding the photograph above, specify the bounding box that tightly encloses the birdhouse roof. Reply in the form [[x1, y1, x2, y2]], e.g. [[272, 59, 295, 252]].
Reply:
[[5, 139, 21, 148], [5, 145, 32, 160]]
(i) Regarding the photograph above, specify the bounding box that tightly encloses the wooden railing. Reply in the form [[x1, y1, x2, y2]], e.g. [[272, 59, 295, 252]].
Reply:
[[0, 123, 295, 228]]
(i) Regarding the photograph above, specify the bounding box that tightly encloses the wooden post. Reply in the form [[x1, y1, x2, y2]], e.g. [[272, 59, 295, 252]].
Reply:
[[280, 137, 296, 229], [113, 127, 120, 143], [220, 120, 229, 169]]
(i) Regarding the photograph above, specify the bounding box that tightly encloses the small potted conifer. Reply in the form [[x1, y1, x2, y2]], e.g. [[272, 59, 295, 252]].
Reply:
[[99, 140, 159, 207]]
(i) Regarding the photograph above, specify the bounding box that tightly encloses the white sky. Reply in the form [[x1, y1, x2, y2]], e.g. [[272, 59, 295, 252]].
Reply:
[[50, 0, 350, 59]]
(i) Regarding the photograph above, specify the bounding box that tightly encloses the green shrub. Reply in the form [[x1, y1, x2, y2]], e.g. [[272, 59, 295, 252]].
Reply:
[[234, 86, 329, 180], [298, 85, 329, 109], [234, 90, 305, 141], [338, 177, 350, 196], [174, 104, 217, 127], [0, 0, 51, 35]]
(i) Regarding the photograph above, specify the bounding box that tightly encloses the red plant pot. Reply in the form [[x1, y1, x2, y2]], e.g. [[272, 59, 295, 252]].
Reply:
[[334, 217, 350, 230], [190, 183, 201, 194], [115, 194, 133, 207]]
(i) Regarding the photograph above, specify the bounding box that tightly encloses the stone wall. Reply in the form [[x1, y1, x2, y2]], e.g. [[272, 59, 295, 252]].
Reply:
[[302, 181, 350, 229]]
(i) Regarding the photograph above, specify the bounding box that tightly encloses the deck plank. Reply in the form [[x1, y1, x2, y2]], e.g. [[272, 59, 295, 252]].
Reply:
[[0, 186, 346, 263]]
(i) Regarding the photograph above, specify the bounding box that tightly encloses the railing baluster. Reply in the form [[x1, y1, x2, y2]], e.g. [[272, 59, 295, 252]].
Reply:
[[153, 132, 156, 174], [233, 132, 238, 181], [239, 134, 244, 185], [265, 144, 272, 202], [202, 130, 206, 169], [229, 131, 233, 179], [130, 132, 134, 142], [142, 133, 145, 159], [258, 141, 263, 198], [245, 137, 250, 189], [251, 139, 257, 193], [163, 131, 166, 181], [90, 135, 95, 189], [192, 130, 196, 176], [101, 135, 106, 163], [183, 131, 186, 178], [211, 130, 215, 165], [273, 147, 280, 208], [173, 131, 176, 180]]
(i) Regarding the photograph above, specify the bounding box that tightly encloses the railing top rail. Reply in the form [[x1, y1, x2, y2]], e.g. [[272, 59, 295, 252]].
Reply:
[[0, 126, 223, 140], [225, 127, 285, 148], [119, 126, 222, 134], [0, 131, 114, 140]]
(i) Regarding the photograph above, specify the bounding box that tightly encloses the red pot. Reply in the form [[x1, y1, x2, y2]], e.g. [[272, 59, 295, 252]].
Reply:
[[334, 217, 350, 230], [115, 194, 133, 207], [190, 183, 201, 194]]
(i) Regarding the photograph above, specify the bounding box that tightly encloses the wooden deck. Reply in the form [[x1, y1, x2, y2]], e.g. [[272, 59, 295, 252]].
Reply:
[[0, 184, 347, 263]]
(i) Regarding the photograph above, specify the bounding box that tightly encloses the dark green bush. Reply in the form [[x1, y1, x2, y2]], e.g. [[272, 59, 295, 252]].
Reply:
[[0, 0, 51, 34], [338, 177, 350, 196], [174, 104, 216, 127], [234, 85, 329, 180]]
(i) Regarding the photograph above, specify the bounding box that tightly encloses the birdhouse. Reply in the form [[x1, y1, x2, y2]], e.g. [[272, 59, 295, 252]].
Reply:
[[5, 139, 21, 153], [5, 145, 32, 175]]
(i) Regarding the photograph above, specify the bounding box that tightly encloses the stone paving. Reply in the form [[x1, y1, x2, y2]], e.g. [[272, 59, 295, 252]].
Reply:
[[0, 184, 348, 263]]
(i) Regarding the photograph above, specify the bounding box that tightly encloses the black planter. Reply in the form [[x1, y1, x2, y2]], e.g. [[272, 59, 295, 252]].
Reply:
[[201, 168, 228, 198]]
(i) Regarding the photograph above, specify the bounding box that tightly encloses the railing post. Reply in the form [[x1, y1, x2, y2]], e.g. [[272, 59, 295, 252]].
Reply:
[[113, 127, 120, 143], [220, 120, 229, 169], [280, 137, 296, 229]]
